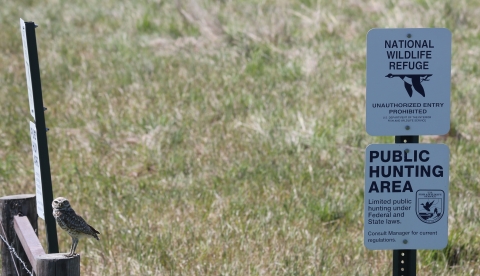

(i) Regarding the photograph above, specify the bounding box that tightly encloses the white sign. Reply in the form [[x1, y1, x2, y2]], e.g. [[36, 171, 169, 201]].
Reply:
[[30, 121, 44, 220], [366, 28, 451, 136], [364, 144, 449, 250], [20, 18, 35, 119]]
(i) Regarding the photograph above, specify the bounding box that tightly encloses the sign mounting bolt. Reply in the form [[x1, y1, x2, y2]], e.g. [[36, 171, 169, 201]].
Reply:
[[407, 33, 411, 38], [405, 125, 410, 130], [403, 239, 408, 244], [405, 149, 410, 153]]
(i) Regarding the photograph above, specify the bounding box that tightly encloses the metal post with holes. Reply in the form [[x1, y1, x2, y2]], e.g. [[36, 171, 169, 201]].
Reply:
[[393, 135, 418, 276], [20, 19, 59, 254]]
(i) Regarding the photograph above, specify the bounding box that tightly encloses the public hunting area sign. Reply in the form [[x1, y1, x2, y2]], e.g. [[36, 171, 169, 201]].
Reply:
[[366, 28, 452, 136], [364, 144, 449, 250]]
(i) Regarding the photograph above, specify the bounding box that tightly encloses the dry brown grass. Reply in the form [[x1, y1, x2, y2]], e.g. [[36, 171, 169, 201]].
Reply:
[[1, 0, 480, 275]]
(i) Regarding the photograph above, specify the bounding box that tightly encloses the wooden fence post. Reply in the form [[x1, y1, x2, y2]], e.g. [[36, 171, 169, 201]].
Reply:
[[0, 194, 37, 276], [36, 254, 80, 276]]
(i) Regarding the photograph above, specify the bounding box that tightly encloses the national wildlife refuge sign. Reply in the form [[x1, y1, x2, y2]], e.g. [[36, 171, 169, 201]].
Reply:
[[366, 28, 451, 136]]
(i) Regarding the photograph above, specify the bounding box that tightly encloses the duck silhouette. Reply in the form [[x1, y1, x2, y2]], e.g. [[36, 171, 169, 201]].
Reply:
[[385, 73, 432, 97], [421, 200, 434, 212]]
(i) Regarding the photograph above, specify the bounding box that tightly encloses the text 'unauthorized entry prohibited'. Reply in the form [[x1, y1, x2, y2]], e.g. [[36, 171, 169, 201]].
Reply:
[[366, 28, 451, 136]]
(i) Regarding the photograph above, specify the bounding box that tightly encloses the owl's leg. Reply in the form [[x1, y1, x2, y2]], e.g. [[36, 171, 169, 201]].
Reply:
[[71, 237, 79, 255], [65, 237, 78, 257], [65, 237, 75, 257]]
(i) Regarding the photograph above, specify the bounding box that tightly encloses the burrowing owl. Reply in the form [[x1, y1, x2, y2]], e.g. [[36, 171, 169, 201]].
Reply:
[[52, 197, 100, 257]]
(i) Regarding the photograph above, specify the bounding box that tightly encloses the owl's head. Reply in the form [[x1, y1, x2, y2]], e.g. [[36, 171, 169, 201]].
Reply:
[[52, 197, 71, 210]]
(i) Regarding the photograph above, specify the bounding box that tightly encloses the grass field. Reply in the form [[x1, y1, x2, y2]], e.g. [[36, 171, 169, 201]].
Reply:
[[1, 0, 480, 275]]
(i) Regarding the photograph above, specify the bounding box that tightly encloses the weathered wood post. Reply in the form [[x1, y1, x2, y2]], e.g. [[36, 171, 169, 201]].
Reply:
[[0, 194, 37, 276], [36, 254, 80, 276]]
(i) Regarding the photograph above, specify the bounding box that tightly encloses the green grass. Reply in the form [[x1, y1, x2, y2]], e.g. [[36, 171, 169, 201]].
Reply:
[[1, 0, 480, 275]]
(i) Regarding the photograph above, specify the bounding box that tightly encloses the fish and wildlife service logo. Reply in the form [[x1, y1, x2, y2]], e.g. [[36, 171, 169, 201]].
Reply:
[[416, 190, 444, 224], [385, 73, 432, 97]]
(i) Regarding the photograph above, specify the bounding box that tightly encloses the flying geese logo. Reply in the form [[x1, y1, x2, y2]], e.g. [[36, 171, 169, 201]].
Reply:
[[385, 74, 432, 97], [416, 190, 444, 224]]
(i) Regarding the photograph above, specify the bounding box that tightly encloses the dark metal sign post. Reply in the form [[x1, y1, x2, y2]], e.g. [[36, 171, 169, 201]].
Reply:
[[393, 249, 416, 276], [393, 135, 418, 276], [20, 18, 59, 254]]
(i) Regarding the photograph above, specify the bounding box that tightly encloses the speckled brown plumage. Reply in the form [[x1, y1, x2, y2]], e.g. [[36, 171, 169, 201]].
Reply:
[[52, 197, 100, 257]]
